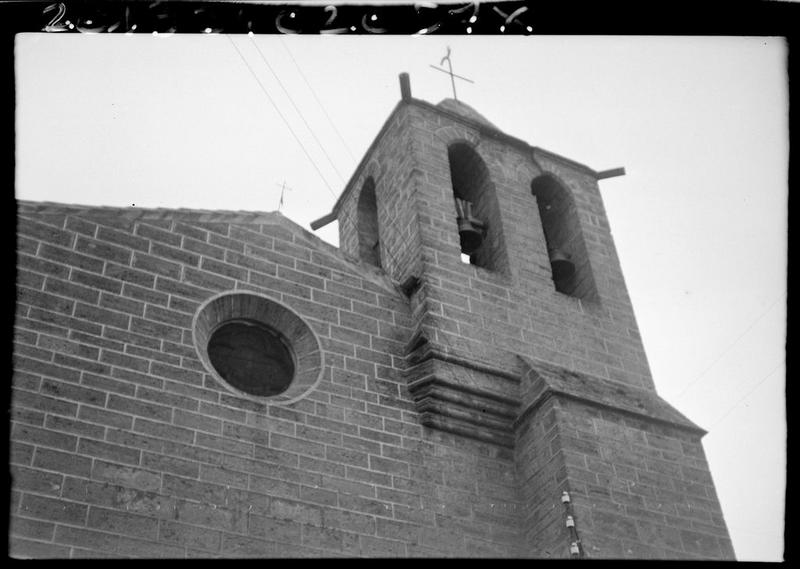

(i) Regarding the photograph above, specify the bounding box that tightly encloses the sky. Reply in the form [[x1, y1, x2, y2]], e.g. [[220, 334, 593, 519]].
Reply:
[[15, 33, 786, 561]]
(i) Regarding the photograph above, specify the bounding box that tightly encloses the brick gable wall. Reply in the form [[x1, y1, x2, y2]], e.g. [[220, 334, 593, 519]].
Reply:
[[12, 205, 523, 558]]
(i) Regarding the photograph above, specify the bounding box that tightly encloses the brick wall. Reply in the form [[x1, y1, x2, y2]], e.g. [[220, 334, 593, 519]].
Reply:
[[549, 397, 735, 559], [11, 94, 733, 559], [330, 93, 731, 559], [12, 204, 522, 558], [338, 104, 424, 289], [385, 101, 655, 389], [513, 395, 570, 557]]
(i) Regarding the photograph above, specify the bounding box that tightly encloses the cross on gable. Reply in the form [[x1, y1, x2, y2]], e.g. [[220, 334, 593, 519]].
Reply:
[[276, 181, 292, 211], [429, 46, 474, 101]]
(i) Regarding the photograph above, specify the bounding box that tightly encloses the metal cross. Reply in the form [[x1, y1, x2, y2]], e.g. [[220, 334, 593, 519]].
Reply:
[[429, 46, 474, 101]]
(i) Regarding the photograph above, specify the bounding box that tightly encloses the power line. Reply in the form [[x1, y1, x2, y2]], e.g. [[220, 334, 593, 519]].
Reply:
[[248, 35, 348, 185], [277, 36, 358, 164], [228, 35, 407, 287], [708, 359, 784, 429], [676, 292, 786, 401], [225, 34, 338, 201], [260, 39, 408, 278]]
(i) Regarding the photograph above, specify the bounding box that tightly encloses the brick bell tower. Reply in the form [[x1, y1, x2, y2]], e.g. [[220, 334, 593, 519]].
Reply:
[[312, 74, 734, 559]]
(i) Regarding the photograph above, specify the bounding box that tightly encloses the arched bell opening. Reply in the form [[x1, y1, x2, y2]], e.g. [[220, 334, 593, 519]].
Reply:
[[357, 178, 381, 268], [531, 175, 597, 300], [447, 143, 507, 273]]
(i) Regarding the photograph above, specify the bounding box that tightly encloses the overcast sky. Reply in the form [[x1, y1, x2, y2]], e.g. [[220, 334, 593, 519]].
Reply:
[[15, 33, 786, 561]]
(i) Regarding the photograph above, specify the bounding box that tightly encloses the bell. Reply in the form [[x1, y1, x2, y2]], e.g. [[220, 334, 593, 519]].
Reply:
[[458, 218, 484, 254], [454, 197, 486, 254], [550, 249, 575, 281]]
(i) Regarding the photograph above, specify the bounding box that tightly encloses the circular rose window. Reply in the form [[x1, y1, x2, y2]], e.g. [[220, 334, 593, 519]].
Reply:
[[207, 320, 295, 396], [193, 292, 323, 404]]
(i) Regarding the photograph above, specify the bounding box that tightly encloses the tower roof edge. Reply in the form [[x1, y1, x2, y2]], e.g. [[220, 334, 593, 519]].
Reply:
[[310, 96, 605, 232], [435, 98, 500, 131]]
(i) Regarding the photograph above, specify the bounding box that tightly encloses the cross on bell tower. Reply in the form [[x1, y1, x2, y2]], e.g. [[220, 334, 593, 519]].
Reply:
[[429, 46, 474, 100]]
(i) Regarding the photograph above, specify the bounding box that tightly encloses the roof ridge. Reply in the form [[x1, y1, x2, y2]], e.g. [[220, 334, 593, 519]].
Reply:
[[16, 199, 403, 297], [16, 200, 282, 223]]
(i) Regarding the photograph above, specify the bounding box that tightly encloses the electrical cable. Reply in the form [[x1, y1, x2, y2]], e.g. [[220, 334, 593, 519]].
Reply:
[[229, 35, 356, 241], [708, 359, 784, 429], [561, 491, 584, 558], [248, 35, 348, 185], [675, 292, 786, 401], [229, 34, 375, 272], [225, 34, 338, 201], [277, 36, 358, 164], [251, 37, 408, 279], [228, 34, 432, 306]]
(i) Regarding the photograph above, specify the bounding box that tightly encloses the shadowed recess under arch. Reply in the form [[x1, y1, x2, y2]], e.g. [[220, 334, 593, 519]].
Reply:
[[448, 142, 508, 273], [357, 177, 381, 268], [531, 174, 598, 301]]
